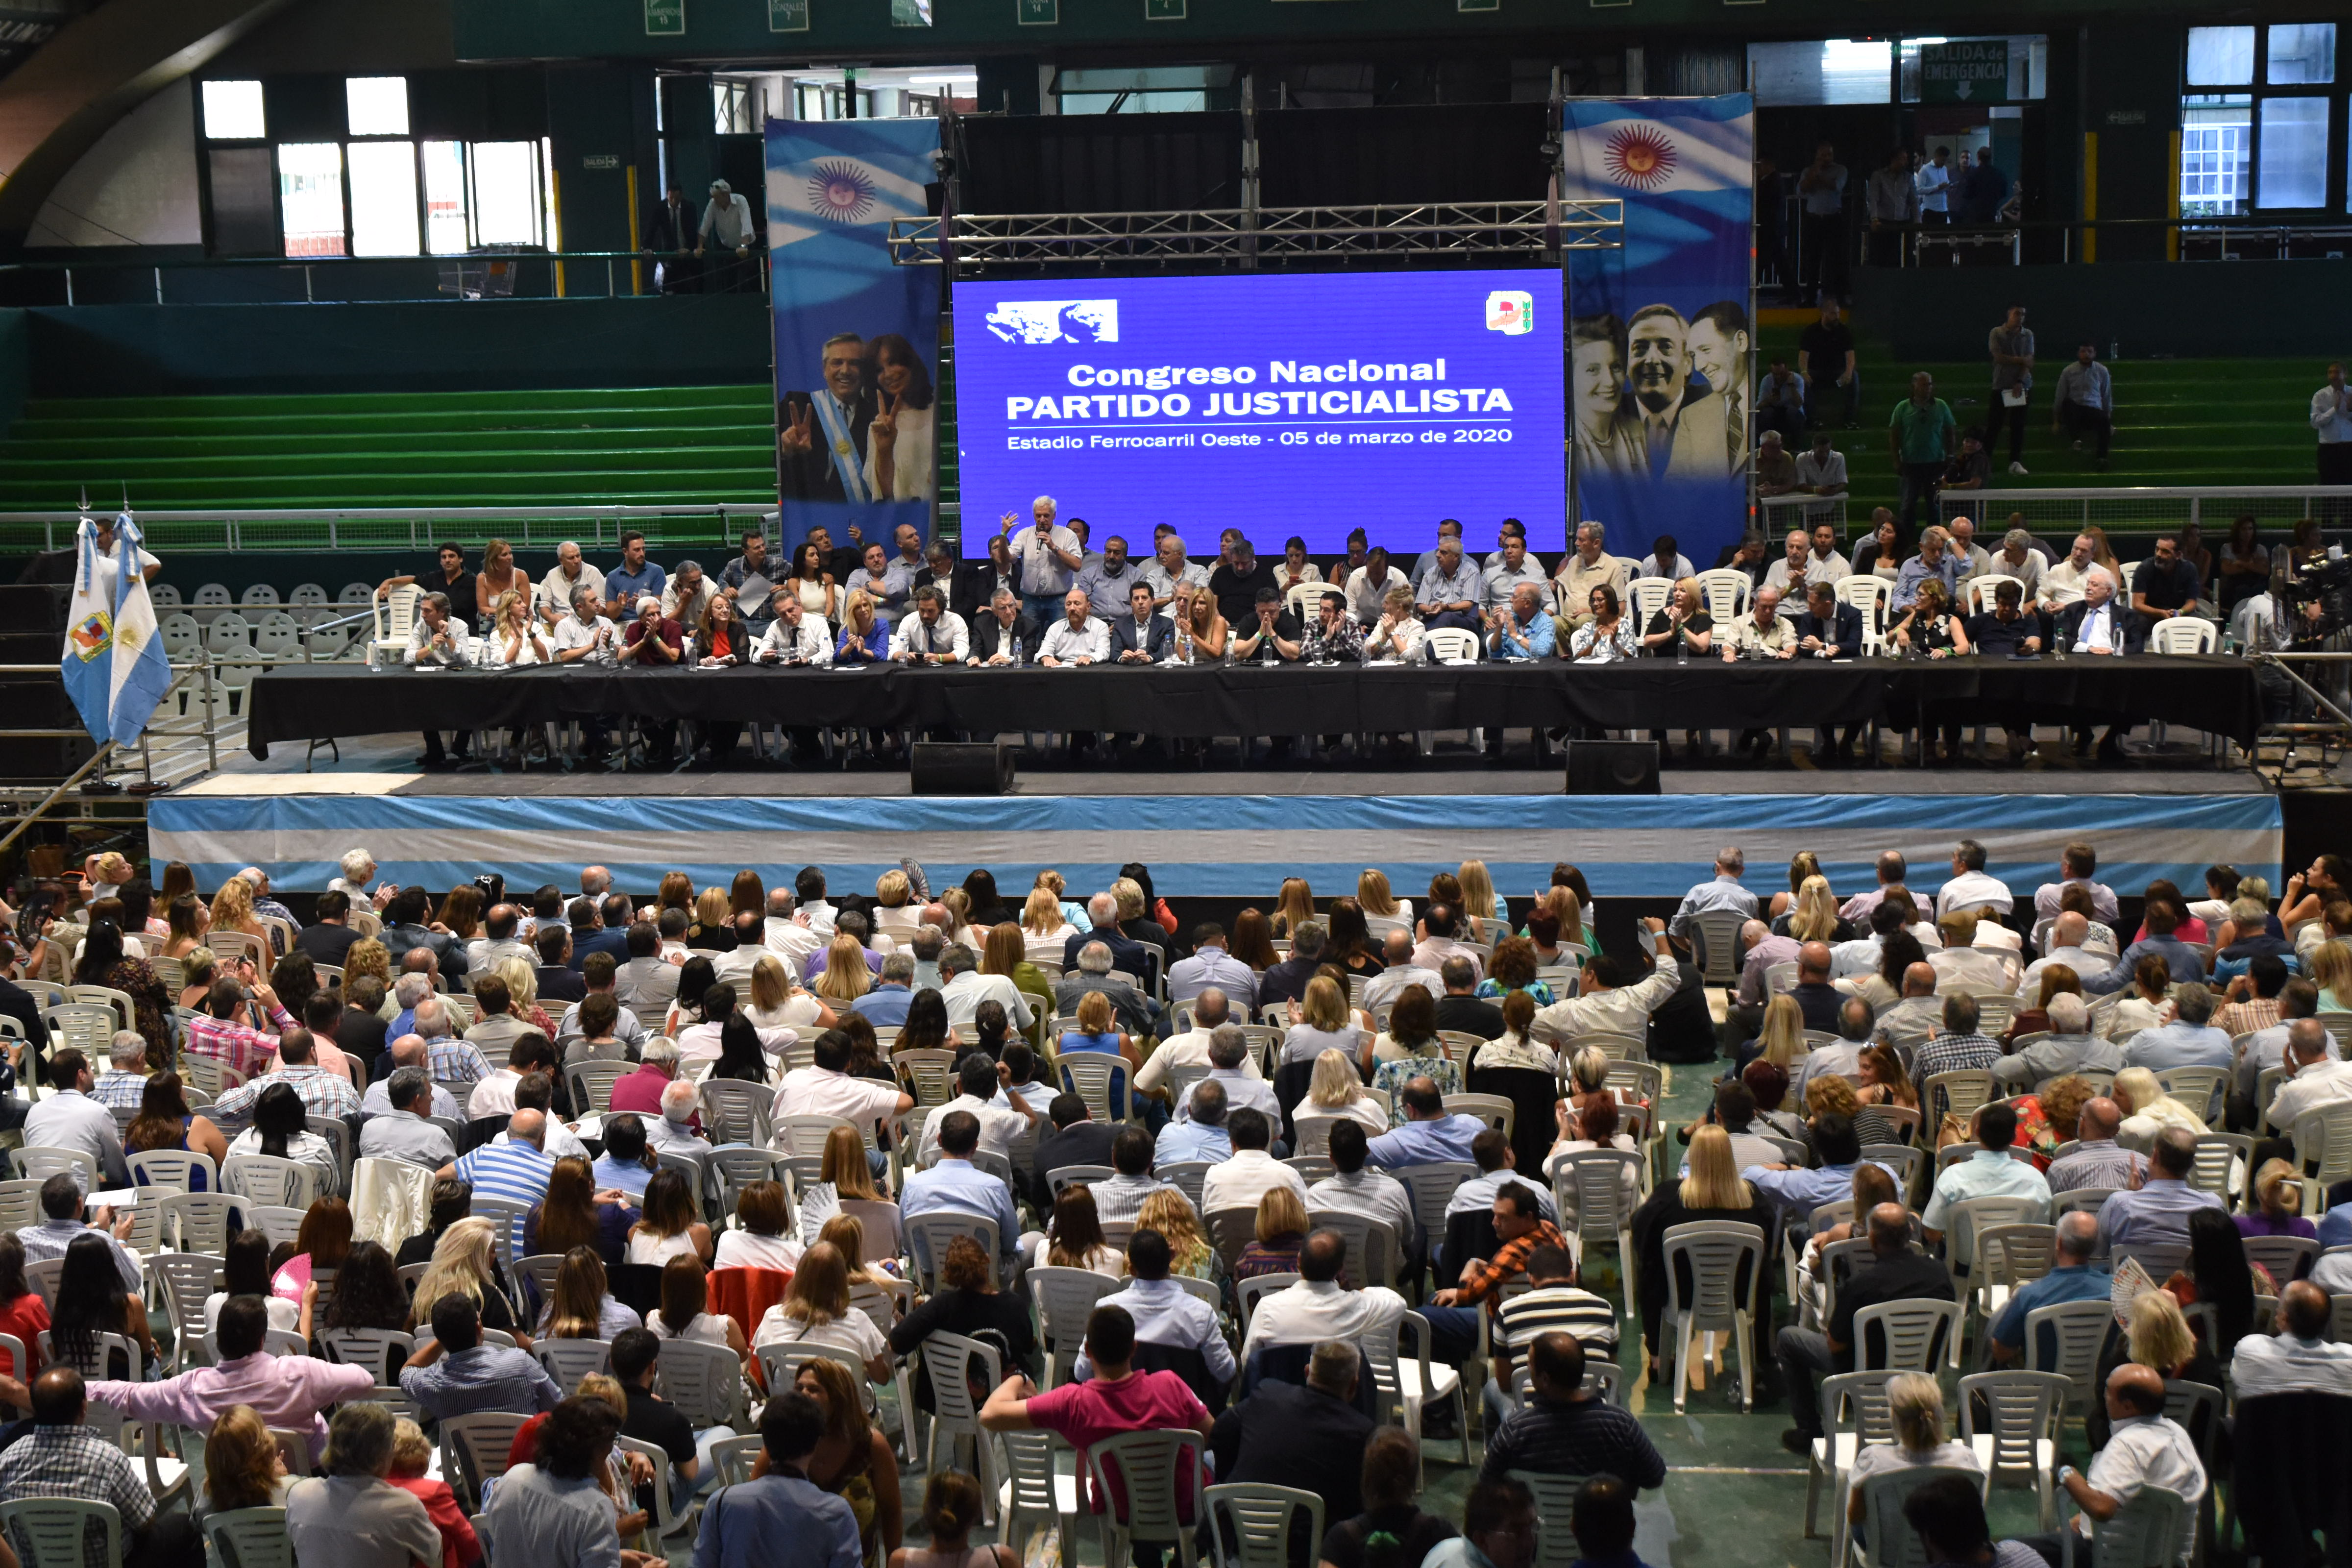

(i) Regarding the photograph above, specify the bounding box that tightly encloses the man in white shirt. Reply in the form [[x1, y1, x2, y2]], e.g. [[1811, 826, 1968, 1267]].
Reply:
[[890, 585, 968, 664], [1182, 1028, 1280, 1125], [2315, 363, 2352, 486], [1198, 1108, 1309, 1214], [773, 1031, 915, 1140], [2232, 1281, 2352, 1397], [1037, 588, 1109, 666], [1168, 926, 1257, 1010], [1936, 841, 2014, 918], [1140, 532, 1212, 612], [361, 1035, 460, 1121], [1528, 920, 1679, 1047], [1309, 1120, 1419, 1256], [466, 906, 536, 975], [550, 588, 619, 667], [1632, 536, 1697, 582], [1241, 1230, 1409, 1361], [760, 889, 826, 970], [1133, 990, 1261, 1107], [754, 596, 833, 665], [1362, 931, 1443, 1015], [2040, 1364, 2205, 1568], [1990, 526, 2045, 597], [1927, 911, 2016, 993], [1445, 1128, 1559, 1224], [1764, 526, 1838, 597], [1410, 906, 1484, 984], [1875, 964, 1947, 1041], [23, 1049, 129, 1187], [1004, 495, 1084, 626], [469, 1033, 559, 1119], [2036, 533, 2102, 610], [916, 1054, 1040, 1163], [2262, 1020, 2352, 1144], [939, 945, 1036, 1033], [2033, 845, 2121, 928]]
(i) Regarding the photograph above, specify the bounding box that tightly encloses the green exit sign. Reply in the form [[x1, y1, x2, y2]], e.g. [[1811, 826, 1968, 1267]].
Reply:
[[644, 0, 685, 33], [768, 0, 809, 29], [1017, 0, 1057, 24]]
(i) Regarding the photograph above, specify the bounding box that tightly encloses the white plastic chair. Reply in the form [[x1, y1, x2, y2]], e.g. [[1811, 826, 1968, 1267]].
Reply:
[[1960, 1369, 2069, 1529], [919, 1332, 1004, 1517], [372, 586, 421, 664], [1206, 1484, 1325, 1568], [1085, 1429, 1205, 1568], [1660, 1220, 1766, 1413], [1693, 568, 1754, 623]]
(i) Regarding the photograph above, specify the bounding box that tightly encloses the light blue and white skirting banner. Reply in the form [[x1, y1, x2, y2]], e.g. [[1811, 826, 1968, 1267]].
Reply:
[[148, 793, 2281, 902]]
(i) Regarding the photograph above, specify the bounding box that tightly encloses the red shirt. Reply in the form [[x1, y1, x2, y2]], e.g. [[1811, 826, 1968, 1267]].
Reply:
[[625, 617, 684, 663], [1024, 1370, 1208, 1517], [608, 1064, 675, 1119], [0, 1293, 49, 1378], [389, 1475, 482, 1568]]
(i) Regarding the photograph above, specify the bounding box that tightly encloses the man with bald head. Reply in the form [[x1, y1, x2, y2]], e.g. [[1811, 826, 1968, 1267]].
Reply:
[[1995, 995, 2124, 1092], [361, 1035, 460, 1120], [1874, 962, 1945, 1041], [1793, 998, 1873, 1102], [2259, 1018, 2352, 1165], [1789, 941, 1844, 1034], [1988, 1211, 2110, 1367], [2045, 1095, 2147, 1193], [1362, 929, 1443, 1015], [2018, 911, 2104, 998], [438, 1105, 556, 1216], [2018, 1363, 2204, 1568], [1775, 1200, 1955, 1453], [1732, 918, 1800, 1036], [2095, 1126, 2223, 1248]]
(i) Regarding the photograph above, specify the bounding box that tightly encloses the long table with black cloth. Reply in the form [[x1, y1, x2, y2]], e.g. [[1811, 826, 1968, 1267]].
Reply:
[[242, 655, 2263, 758]]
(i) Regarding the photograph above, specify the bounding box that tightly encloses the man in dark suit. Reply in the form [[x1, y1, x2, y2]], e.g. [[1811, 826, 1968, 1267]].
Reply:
[[295, 890, 365, 967], [564, 898, 631, 971], [2053, 569, 2144, 760], [1256, 923, 1328, 1008], [778, 333, 875, 502], [1211, 1338, 1373, 1549], [1111, 580, 1176, 663], [533, 925, 588, 1004], [966, 589, 1039, 666], [380, 886, 467, 987], [1063, 896, 1150, 983], [1028, 1094, 1119, 1212], [1794, 579, 1868, 760], [644, 182, 699, 293]]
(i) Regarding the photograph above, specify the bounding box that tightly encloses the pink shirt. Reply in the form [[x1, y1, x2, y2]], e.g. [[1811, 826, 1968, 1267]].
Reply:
[[1024, 1370, 1208, 1517], [89, 1352, 373, 1455]]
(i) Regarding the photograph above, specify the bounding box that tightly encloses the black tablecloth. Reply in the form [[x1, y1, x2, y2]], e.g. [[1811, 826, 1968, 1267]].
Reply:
[[245, 655, 2263, 759]]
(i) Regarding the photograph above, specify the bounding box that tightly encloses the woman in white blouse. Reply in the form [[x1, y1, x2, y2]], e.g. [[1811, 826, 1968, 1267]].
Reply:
[[674, 980, 797, 1064], [750, 1241, 894, 1383], [1289, 1049, 1390, 1141], [1569, 584, 1640, 663], [1364, 585, 1426, 662], [711, 1179, 803, 1272], [647, 1254, 749, 1364], [1020, 885, 1079, 946], [1030, 1187, 1122, 1278], [482, 589, 549, 667], [744, 953, 834, 1034]]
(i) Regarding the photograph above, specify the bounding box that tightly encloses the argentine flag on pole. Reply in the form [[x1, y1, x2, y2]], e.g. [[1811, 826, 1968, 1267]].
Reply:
[[61, 511, 172, 749]]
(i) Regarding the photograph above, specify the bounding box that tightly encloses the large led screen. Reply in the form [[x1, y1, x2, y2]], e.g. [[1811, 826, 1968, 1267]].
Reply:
[[951, 269, 1566, 553]]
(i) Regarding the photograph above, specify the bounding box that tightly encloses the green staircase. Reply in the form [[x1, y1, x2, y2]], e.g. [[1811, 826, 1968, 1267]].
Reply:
[[0, 386, 778, 512], [1755, 327, 2322, 517]]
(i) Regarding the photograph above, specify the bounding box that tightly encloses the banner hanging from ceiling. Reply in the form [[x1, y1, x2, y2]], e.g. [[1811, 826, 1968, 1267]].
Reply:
[[1559, 94, 1756, 570]]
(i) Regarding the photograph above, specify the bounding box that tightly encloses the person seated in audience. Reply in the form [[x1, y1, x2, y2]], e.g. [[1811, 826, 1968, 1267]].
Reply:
[[1480, 1243, 1615, 1421], [2233, 1278, 2352, 1396], [1744, 1111, 1886, 1225], [1921, 1101, 2052, 1250], [92, 1293, 371, 1456], [2111, 1066, 2208, 1151], [1480, 1328, 1663, 1492], [2097, 1126, 2224, 1247], [1239, 1228, 1408, 1363], [2014, 1363, 2205, 1568], [1155, 1079, 1234, 1168], [486, 1393, 666, 1568], [1986, 1211, 2111, 1366], [1364, 1076, 1483, 1170], [15, 1168, 139, 1287], [2046, 1095, 2147, 1194], [914, 1054, 1037, 1165], [1232, 1184, 1309, 1282], [902, 1111, 1026, 1283], [1420, 1183, 1565, 1364], [1366, 985, 1459, 1108], [1210, 1338, 1369, 1536], [1774, 1201, 1955, 1455], [1197, 1107, 1305, 1216], [2118, 982, 2232, 1075], [774, 1028, 916, 1146], [1084, 1125, 1179, 1224], [357, 1065, 456, 1170], [1993, 994, 2120, 1091], [1844, 1372, 1980, 1544], [1633, 1125, 1776, 1380]]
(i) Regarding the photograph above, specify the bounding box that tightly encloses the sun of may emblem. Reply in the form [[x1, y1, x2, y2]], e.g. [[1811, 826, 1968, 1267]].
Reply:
[[806, 161, 879, 221], [1604, 126, 1678, 189]]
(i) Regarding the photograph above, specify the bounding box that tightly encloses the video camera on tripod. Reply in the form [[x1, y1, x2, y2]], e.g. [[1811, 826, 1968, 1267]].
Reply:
[[2282, 553, 2352, 641]]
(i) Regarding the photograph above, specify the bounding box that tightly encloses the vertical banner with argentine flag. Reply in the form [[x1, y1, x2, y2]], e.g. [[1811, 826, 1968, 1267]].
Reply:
[[61, 512, 170, 751], [767, 117, 941, 559], [1560, 95, 1755, 568]]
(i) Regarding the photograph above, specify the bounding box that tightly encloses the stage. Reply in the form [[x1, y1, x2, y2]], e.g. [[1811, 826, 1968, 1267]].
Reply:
[[242, 655, 2265, 760]]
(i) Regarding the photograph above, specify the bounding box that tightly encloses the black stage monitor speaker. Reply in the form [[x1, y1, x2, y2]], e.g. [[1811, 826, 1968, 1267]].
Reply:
[[1566, 739, 1661, 795], [910, 741, 1015, 795]]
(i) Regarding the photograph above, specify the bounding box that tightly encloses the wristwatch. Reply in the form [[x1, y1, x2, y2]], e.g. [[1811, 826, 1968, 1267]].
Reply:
[[2056, 1466, 2076, 1486]]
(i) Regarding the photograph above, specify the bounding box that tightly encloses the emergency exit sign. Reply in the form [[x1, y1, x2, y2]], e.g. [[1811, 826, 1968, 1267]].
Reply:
[[1919, 40, 2009, 104]]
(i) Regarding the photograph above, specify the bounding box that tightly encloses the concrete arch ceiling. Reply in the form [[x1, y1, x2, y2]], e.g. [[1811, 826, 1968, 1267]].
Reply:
[[0, 0, 297, 246]]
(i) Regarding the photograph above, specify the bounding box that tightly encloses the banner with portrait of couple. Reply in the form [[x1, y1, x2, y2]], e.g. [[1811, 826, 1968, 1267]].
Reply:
[[1562, 94, 1756, 568], [768, 117, 941, 558]]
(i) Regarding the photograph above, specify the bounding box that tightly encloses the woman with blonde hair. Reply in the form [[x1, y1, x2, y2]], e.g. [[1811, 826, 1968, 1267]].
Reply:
[[1458, 860, 1504, 937], [201, 1403, 292, 1524], [1270, 878, 1316, 940], [2086, 1290, 2223, 1450], [1806, 1073, 1862, 1124], [814, 933, 874, 1002], [746, 951, 834, 1032], [407, 1217, 519, 1334], [2112, 1066, 2207, 1150], [1292, 1049, 1389, 1140], [1733, 993, 1809, 1081], [751, 1241, 893, 1382], [1135, 1187, 1218, 1281], [1178, 580, 1228, 661], [2310, 939, 2352, 1011], [817, 1214, 901, 1297], [1059, 989, 1141, 1081], [1787, 875, 1844, 944], [687, 887, 735, 951], [1356, 868, 1409, 926], [817, 1126, 903, 1264], [2242, 1157, 2317, 1238], [1034, 869, 1088, 930], [1845, 1373, 1979, 1529], [485, 590, 548, 667], [1768, 851, 1821, 923], [1281, 975, 1367, 1066], [210, 874, 280, 957], [1021, 885, 1076, 941], [836, 588, 888, 663], [1234, 1186, 1307, 1279], [1628, 1124, 1773, 1377], [385, 1416, 480, 1568]]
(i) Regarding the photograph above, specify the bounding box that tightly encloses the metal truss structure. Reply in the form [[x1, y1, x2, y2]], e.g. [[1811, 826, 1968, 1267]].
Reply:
[[886, 199, 1623, 267]]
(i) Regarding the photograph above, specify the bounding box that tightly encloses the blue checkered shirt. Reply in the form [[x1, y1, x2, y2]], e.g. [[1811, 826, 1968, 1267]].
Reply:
[[424, 1036, 493, 1084]]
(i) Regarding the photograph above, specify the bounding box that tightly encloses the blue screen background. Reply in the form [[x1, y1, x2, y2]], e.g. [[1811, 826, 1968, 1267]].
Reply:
[[952, 269, 1566, 556]]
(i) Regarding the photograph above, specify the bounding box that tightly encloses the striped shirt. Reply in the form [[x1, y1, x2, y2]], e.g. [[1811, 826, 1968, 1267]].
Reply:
[[183, 1004, 293, 1078], [210, 1062, 362, 1123], [1494, 1285, 1620, 1354], [1479, 1396, 1665, 1488], [452, 1139, 557, 1214], [424, 1036, 494, 1084]]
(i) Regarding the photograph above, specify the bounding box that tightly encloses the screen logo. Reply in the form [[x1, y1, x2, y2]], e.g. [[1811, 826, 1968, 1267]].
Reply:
[[984, 299, 1121, 344], [1486, 290, 1534, 336]]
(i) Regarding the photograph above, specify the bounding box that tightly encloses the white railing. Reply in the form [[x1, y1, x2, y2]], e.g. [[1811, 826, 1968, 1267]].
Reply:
[[1758, 493, 1850, 537], [1937, 485, 2352, 536], [0, 503, 781, 556]]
